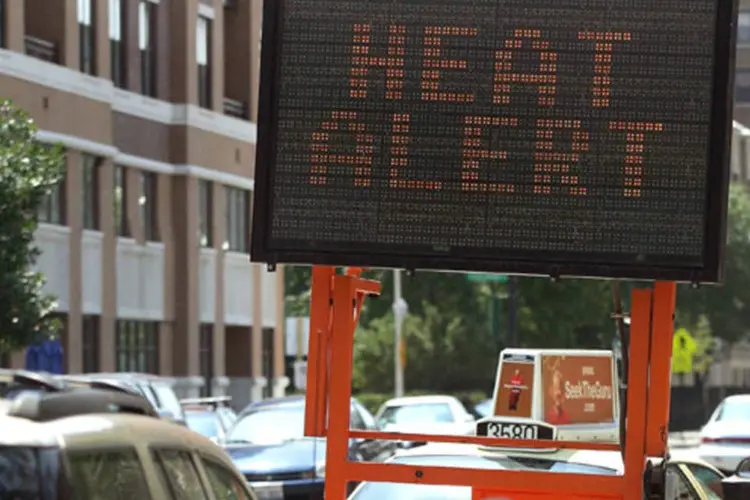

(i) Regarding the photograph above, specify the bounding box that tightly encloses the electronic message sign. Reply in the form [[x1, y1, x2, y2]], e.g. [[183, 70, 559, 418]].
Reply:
[[251, 0, 737, 282]]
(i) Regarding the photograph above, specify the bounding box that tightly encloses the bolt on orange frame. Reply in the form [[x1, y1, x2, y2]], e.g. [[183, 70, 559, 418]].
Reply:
[[303, 266, 676, 500]]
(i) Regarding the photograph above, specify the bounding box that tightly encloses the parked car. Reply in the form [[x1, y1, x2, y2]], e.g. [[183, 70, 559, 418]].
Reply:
[[347, 443, 726, 500], [59, 372, 187, 425], [227, 395, 396, 499], [0, 377, 257, 499], [698, 393, 750, 474], [374, 395, 476, 446], [181, 396, 238, 442]]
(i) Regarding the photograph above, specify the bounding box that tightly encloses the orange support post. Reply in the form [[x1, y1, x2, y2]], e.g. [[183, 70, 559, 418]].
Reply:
[[622, 288, 653, 499], [303, 266, 335, 437], [307, 267, 678, 500], [645, 281, 677, 457]]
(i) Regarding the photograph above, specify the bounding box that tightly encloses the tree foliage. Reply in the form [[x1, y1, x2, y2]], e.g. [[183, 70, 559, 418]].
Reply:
[[0, 100, 65, 354], [677, 183, 750, 344], [284, 183, 750, 392]]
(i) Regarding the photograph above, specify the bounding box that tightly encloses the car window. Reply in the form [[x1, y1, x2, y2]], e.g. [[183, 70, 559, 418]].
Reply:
[[665, 465, 695, 500], [227, 408, 305, 445], [217, 408, 238, 430], [185, 412, 222, 439], [202, 458, 253, 500], [0, 446, 71, 499], [354, 401, 377, 430], [67, 448, 151, 500], [152, 384, 184, 420], [715, 399, 750, 421], [152, 449, 206, 499], [684, 464, 723, 499], [378, 403, 456, 426]]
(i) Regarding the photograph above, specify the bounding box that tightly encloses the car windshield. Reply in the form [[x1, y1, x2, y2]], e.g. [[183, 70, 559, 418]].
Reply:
[[716, 399, 750, 421], [227, 407, 306, 445], [349, 454, 619, 500], [0, 446, 68, 499], [185, 411, 221, 439], [378, 403, 455, 426]]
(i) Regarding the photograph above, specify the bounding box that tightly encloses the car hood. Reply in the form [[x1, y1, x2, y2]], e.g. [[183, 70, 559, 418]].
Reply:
[[224, 438, 326, 473], [702, 420, 750, 440]]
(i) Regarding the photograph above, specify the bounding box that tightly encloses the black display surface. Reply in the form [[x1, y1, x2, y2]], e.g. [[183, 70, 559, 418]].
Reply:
[[251, 0, 737, 282]]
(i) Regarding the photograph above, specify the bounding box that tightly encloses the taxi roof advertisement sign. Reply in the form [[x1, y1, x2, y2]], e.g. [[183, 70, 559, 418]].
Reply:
[[250, 0, 737, 282], [541, 354, 615, 425]]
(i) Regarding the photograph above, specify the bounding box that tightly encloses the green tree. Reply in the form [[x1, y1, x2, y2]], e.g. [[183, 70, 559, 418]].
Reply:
[[677, 183, 750, 343], [0, 100, 65, 354]]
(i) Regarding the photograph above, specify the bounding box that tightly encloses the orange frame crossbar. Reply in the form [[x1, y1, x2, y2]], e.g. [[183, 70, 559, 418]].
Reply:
[[303, 266, 676, 500]]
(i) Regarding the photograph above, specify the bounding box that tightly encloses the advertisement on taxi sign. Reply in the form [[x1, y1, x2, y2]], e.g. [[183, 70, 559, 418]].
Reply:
[[493, 353, 535, 418], [541, 354, 615, 425]]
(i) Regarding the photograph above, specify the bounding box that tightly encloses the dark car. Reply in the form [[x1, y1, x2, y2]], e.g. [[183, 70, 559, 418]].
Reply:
[[225, 395, 395, 500]]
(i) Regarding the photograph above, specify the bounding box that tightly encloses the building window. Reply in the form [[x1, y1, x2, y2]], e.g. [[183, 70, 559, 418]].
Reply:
[[0, 0, 6, 49], [199, 180, 213, 247], [109, 0, 125, 88], [140, 171, 159, 242], [225, 187, 249, 252], [740, 13, 750, 45], [78, 0, 95, 75], [38, 174, 67, 225], [737, 71, 750, 104], [82, 315, 100, 373], [114, 165, 129, 237], [138, 0, 156, 97], [82, 154, 99, 230], [197, 16, 212, 109], [199, 324, 214, 397], [116, 320, 159, 373]]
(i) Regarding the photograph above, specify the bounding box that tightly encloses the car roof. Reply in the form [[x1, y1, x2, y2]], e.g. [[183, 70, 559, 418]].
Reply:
[[382, 395, 460, 407], [244, 395, 360, 412], [0, 410, 234, 463], [721, 394, 750, 403]]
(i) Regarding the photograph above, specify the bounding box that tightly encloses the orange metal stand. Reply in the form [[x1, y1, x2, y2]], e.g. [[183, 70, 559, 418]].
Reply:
[[303, 267, 676, 500]]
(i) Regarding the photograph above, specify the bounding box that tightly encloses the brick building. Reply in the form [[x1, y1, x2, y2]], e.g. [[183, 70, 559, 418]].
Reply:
[[0, 0, 286, 402]]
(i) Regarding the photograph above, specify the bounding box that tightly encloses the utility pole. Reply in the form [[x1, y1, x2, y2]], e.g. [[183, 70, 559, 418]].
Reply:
[[393, 269, 408, 398]]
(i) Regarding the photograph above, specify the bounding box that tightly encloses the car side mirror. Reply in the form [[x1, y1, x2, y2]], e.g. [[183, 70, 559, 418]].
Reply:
[[722, 457, 750, 500]]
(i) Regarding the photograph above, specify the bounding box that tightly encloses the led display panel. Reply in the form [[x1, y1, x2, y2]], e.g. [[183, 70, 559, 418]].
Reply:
[[251, 0, 737, 282]]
